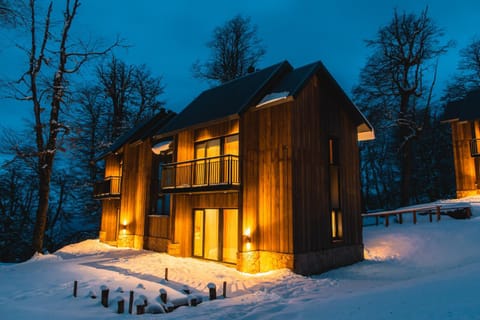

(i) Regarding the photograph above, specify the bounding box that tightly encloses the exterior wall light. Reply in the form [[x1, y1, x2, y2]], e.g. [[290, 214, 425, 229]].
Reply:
[[243, 228, 252, 250]]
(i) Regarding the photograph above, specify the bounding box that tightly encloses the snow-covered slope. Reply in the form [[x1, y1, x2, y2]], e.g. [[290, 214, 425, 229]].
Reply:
[[1, 197, 480, 319]]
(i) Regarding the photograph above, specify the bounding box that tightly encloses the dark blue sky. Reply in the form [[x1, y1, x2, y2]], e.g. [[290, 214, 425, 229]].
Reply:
[[1, 0, 479, 130]]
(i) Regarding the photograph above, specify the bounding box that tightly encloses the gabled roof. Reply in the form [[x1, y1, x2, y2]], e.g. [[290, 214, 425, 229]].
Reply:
[[155, 60, 373, 140], [442, 89, 480, 122], [157, 61, 292, 135], [258, 61, 374, 140], [95, 109, 175, 160]]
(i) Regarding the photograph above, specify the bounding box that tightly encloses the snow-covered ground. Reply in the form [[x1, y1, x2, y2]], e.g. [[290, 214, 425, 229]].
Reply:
[[2, 197, 480, 319]]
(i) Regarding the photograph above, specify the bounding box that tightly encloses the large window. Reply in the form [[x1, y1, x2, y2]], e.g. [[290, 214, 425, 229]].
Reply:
[[194, 135, 239, 185], [329, 137, 343, 240], [193, 208, 238, 263]]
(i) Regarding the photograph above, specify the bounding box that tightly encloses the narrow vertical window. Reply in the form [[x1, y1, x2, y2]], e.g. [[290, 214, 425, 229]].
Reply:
[[329, 137, 343, 240]]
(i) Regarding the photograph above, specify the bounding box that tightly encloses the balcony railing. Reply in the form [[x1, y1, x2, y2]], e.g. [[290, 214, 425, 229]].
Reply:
[[471, 139, 480, 157], [161, 155, 240, 192], [93, 176, 121, 199]]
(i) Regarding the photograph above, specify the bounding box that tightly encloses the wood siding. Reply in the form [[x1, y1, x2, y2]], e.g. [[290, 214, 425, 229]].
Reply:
[[451, 121, 477, 194], [99, 199, 119, 242], [118, 139, 154, 248], [242, 99, 294, 254], [99, 154, 122, 242], [291, 76, 362, 253], [195, 119, 239, 142]]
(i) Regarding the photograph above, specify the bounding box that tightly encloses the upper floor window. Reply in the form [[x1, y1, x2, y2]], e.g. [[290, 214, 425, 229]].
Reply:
[[329, 137, 343, 240], [194, 135, 239, 186]]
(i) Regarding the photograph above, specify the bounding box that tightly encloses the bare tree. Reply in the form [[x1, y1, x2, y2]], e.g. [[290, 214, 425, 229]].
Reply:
[[96, 55, 165, 141], [13, 0, 119, 253], [444, 37, 480, 100], [355, 7, 451, 207], [192, 15, 266, 83], [0, 0, 27, 27]]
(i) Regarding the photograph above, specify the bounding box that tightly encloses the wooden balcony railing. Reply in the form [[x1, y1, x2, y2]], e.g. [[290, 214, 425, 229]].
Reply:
[[471, 139, 480, 157], [161, 155, 240, 193], [93, 176, 121, 199]]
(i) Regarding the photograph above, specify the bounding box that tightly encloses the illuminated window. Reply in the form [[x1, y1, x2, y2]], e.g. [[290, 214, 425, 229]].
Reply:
[[194, 135, 239, 185], [192, 208, 238, 263], [329, 137, 343, 240]]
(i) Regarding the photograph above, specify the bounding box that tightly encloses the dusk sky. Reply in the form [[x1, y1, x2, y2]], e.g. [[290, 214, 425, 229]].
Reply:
[[0, 0, 479, 130]]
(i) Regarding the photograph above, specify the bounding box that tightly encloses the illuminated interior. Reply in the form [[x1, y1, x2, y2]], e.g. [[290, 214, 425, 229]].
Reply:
[[193, 208, 238, 263]]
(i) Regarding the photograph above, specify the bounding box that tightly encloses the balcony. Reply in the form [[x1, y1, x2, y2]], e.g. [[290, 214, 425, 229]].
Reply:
[[161, 155, 240, 193], [93, 176, 121, 199], [471, 139, 480, 157]]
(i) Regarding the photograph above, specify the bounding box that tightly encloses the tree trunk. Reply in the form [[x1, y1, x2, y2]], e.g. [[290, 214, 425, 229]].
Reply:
[[32, 163, 52, 253]]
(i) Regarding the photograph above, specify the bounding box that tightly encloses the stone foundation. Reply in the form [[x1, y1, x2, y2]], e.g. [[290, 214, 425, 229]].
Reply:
[[237, 251, 294, 273], [237, 245, 363, 275], [99, 231, 107, 242], [144, 236, 169, 252], [456, 189, 480, 199], [117, 233, 134, 248], [293, 244, 364, 275], [167, 243, 181, 257]]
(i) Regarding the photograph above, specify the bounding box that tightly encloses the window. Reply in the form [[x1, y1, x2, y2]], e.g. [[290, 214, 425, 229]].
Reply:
[[151, 154, 172, 215], [155, 194, 170, 216], [329, 137, 343, 240], [194, 134, 239, 185], [193, 208, 238, 263]]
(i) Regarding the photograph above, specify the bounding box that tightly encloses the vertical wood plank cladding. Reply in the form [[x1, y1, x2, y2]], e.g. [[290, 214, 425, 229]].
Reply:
[[241, 112, 259, 251], [451, 122, 476, 193], [100, 199, 119, 241], [173, 192, 239, 257], [194, 119, 239, 142], [101, 155, 122, 242], [291, 76, 362, 252], [147, 216, 169, 238], [291, 77, 326, 253], [119, 139, 154, 248], [176, 130, 194, 162], [104, 154, 122, 177], [242, 100, 293, 254]]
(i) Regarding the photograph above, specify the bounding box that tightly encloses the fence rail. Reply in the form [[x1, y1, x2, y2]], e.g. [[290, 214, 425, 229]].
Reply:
[[161, 155, 239, 192], [93, 176, 121, 199]]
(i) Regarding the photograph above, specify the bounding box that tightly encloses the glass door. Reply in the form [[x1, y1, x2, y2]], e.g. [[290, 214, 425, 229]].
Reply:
[[193, 210, 204, 257], [192, 208, 238, 264], [222, 209, 238, 264]]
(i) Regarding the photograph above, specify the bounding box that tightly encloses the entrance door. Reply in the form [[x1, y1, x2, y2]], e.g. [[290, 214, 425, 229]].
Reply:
[[193, 209, 238, 263]]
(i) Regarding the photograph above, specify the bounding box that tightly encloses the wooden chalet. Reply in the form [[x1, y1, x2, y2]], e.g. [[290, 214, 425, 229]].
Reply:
[[443, 89, 480, 198], [94, 60, 374, 275]]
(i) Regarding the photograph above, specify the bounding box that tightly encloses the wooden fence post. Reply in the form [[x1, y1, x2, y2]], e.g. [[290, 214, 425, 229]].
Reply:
[[159, 288, 167, 303], [208, 283, 216, 300], [413, 211, 417, 224], [128, 290, 134, 314], [436, 206, 441, 221], [223, 281, 227, 298], [73, 280, 78, 297], [165, 267, 168, 281], [385, 215, 389, 227], [117, 297, 124, 314], [100, 285, 109, 308], [135, 298, 145, 315]]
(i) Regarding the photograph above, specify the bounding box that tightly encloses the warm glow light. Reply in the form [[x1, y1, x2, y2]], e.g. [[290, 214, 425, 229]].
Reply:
[[243, 227, 252, 251]]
